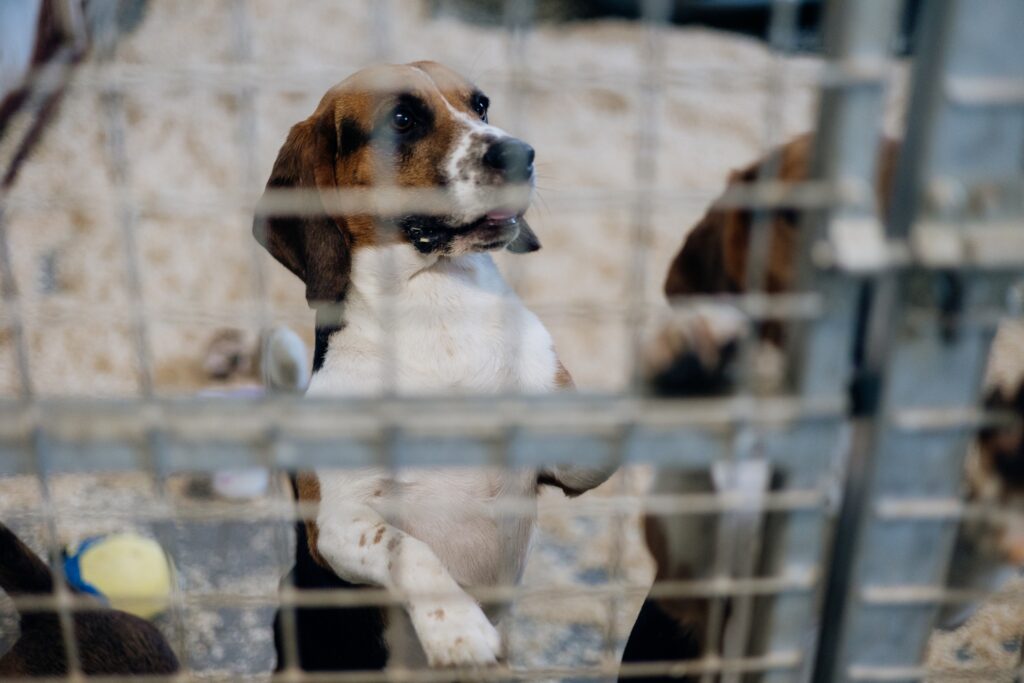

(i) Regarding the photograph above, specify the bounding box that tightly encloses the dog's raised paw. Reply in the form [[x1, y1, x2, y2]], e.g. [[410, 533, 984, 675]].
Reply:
[[410, 596, 502, 667]]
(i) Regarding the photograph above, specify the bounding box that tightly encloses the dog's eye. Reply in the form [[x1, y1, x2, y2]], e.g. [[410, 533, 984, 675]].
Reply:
[[391, 107, 414, 133], [472, 94, 489, 122]]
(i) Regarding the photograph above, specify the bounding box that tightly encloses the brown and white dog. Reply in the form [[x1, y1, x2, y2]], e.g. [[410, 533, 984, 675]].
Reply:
[[621, 134, 900, 680], [644, 134, 901, 396], [254, 62, 612, 673]]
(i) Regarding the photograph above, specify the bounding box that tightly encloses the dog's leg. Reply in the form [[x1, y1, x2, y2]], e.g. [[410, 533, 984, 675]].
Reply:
[[315, 504, 502, 667]]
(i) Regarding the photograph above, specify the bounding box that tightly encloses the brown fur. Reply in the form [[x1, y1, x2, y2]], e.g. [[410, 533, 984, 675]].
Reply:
[[663, 134, 900, 300], [554, 359, 574, 390], [295, 473, 328, 569]]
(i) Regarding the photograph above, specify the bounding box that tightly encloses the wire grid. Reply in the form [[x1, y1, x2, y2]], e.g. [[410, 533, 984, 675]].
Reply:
[[0, 0, 1022, 681]]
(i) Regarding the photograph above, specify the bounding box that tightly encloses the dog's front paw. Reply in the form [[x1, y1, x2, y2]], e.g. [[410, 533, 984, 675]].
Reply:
[[410, 596, 502, 667]]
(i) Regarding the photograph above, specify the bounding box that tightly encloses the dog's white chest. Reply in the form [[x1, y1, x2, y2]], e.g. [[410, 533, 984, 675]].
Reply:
[[308, 247, 557, 396]]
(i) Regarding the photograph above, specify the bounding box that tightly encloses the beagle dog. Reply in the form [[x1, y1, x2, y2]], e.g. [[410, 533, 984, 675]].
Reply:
[[622, 135, 900, 680], [0, 522, 179, 677], [254, 62, 612, 673], [646, 133, 901, 395]]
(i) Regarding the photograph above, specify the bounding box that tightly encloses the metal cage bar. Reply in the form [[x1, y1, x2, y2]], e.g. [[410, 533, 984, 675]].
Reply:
[[814, 1, 1024, 681]]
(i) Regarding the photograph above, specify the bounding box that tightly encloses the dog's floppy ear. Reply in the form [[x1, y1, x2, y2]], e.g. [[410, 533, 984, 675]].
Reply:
[[664, 209, 733, 297], [253, 108, 352, 308], [506, 217, 541, 253]]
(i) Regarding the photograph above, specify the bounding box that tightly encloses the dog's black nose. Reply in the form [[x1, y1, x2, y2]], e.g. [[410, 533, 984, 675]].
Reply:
[[483, 139, 535, 182]]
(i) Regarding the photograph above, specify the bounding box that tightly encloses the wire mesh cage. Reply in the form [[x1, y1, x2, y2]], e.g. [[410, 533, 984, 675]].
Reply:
[[0, 0, 1023, 681]]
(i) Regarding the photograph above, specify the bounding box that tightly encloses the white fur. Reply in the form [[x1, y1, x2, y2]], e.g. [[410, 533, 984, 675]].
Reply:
[[312, 246, 557, 396], [442, 107, 514, 226], [308, 244, 560, 666]]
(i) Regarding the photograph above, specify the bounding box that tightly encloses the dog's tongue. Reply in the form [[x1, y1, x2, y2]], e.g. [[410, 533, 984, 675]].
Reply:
[[485, 209, 519, 223]]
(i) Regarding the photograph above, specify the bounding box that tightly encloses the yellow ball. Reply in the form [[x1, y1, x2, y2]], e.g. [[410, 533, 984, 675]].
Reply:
[[66, 533, 174, 620]]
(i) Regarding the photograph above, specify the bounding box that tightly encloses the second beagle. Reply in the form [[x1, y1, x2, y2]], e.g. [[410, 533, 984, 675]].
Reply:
[[622, 134, 901, 680]]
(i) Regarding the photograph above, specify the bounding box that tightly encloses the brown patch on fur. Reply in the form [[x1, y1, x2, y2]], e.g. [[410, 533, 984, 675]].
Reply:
[[387, 537, 400, 552], [295, 473, 329, 569], [429, 609, 446, 620], [554, 358, 574, 390], [664, 135, 900, 302], [359, 533, 366, 547], [255, 105, 357, 309], [373, 525, 385, 545], [324, 62, 479, 193]]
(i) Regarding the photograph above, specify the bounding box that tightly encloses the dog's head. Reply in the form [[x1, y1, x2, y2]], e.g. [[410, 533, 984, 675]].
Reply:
[[663, 135, 900, 299], [253, 61, 540, 309], [663, 135, 814, 299]]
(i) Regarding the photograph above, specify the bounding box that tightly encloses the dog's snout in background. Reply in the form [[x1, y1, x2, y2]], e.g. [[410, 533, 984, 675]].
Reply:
[[482, 138, 536, 182]]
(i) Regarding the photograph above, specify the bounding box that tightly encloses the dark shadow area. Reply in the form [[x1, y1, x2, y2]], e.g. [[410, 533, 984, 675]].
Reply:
[[430, 0, 923, 55]]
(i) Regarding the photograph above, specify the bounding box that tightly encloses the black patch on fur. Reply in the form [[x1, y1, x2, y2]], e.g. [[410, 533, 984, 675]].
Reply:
[[992, 440, 1024, 486], [273, 520, 389, 673], [397, 215, 458, 255], [339, 117, 370, 159], [371, 93, 435, 161], [649, 339, 739, 397], [311, 309, 344, 374], [619, 598, 701, 683], [979, 385, 1024, 490], [536, 472, 585, 497]]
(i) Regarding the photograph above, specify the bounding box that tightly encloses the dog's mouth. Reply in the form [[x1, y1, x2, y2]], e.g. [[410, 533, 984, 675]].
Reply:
[[400, 209, 527, 254], [459, 209, 525, 232]]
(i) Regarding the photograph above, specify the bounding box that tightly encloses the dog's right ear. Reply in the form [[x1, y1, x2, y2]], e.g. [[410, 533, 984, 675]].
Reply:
[[253, 108, 352, 309]]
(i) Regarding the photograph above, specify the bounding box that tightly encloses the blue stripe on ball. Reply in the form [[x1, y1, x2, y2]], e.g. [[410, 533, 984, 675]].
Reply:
[[63, 535, 108, 602]]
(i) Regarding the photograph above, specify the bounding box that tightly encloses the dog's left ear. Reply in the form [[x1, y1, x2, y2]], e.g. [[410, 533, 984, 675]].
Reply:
[[253, 104, 352, 310], [506, 218, 541, 253]]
